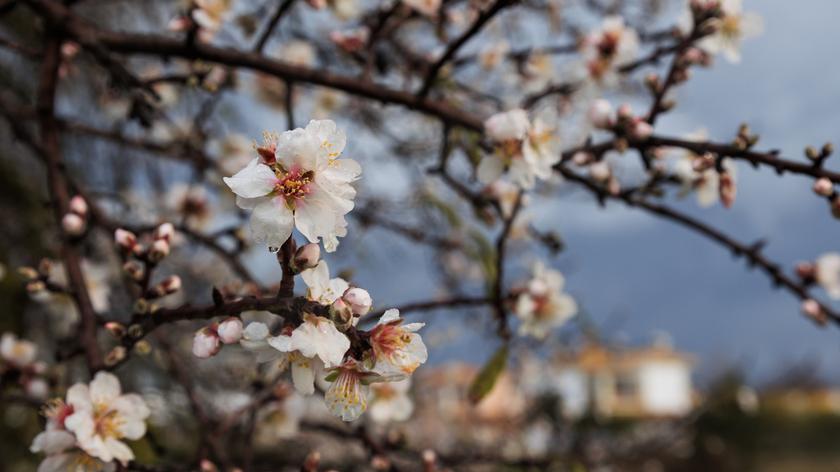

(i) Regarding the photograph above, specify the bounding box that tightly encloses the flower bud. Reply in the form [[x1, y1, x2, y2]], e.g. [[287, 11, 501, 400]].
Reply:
[[587, 99, 613, 129], [719, 171, 736, 208], [630, 120, 653, 140], [805, 146, 820, 161], [68, 195, 88, 216], [795, 261, 816, 282], [192, 328, 221, 358], [61, 213, 86, 236], [217, 317, 244, 344], [25, 377, 49, 399], [149, 275, 181, 298], [105, 321, 126, 338], [115, 229, 137, 252], [607, 176, 621, 196], [330, 298, 354, 330], [801, 299, 827, 326], [294, 243, 321, 271], [123, 260, 145, 281], [572, 151, 593, 166], [832, 196, 840, 219], [616, 103, 633, 120], [813, 178, 833, 197], [155, 222, 175, 242], [343, 287, 372, 316], [148, 239, 170, 263], [167, 15, 192, 32], [589, 161, 611, 182], [18, 266, 39, 281], [26, 280, 46, 296], [104, 346, 127, 367]]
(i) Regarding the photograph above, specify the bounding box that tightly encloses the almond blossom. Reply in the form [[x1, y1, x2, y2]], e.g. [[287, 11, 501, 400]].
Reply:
[[580, 16, 639, 84], [31, 372, 149, 470], [369, 378, 414, 423], [366, 309, 428, 378], [241, 316, 350, 395], [324, 358, 383, 422], [1, 332, 38, 369], [223, 120, 360, 251], [514, 262, 578, 339], [478, 109, 560, 189], [815, 252, 840, 299], [191, 0, 233, 42], [670, 130, 737, 207], [681, 0, 762, 63], [301, 260, 349, 304]]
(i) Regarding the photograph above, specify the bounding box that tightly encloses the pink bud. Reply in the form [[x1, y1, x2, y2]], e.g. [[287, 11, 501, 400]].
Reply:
[[617, 103, 633, 120], [330, 297, 354, 328], [589, 161, 611, 182], [217, 318, 243, 344], [148, 239, 170, 263], [795, 261, 816, 281], [813, 178, 833, 197], [115, 229, 137, 251], [168, 15, 192, 32], [801, 299, 827, 326], [68, 195, 88, 216], [61, 213, 86, 236], [155, 222, 175, 242], [719, 171, 736, 208], [631, 120, 654, 140], [343, 287, 372, 316], [330, 28, 370, 53], [25, 377, 49, 399], [160, 275, 181, 294], [192, 328, 221, 358], [588, 99, 614, 129], [294, 243, 321, 271], [306, 0, 326, 8], [123, 260, 145, 281], [572, 151, 593, 166]]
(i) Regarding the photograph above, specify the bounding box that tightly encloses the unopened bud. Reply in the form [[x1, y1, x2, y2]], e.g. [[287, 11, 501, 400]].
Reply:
[[115, 229, 137, 252], [122, 260, 144, 281], [62, 213, 86, 236], [644, 73, 660, 92], [631, 120, 653, 140], [616, 103, 633, 120], [104, 346, 127, 366], [217, 317, 244, 344], [293, 243, 321, 272], [148, 239, 170, 263], [134, 340, 152, 355], [105, 321, 126, 338], [831, 196, 840, 219], [589, 161, 611, 182], [607, 176, 621, 196], [822, 142, 834, 157], [371, 455, 391, 471], [801, 299, 827, 326], [192, 328, 221, 358], [25, 377, 49, 399], [38, 259, 52, 276], [68, 196, 88, 216], [155, 222, 175, 242], [587, 99, 614, 129], [26, 280, 46, 296], [330, 298, 354, 329], [302, 451, 321, 472], [805, 146, 820, 161], [127, 324, 144, 339], [343, 287, 372, 316], [795, 261, 816, 282], [813, 178, 833, 197], [150, 275, 181, 298], [572, 151, 593, 166], [719, 171, 736, 208], [133, 298, 150, 315]]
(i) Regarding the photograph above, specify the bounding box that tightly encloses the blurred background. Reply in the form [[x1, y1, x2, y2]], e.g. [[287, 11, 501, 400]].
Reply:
[[1, 0, 840, 470]]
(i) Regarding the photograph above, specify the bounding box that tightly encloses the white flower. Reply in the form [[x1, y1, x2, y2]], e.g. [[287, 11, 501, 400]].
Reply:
[[276, 40, 316, 67], [216, 133, 255, 176], [693, 0, 763, 63], [369, 378, 414, 423], [301, 260, 349, 304], [324, 358, 380, 422], [31, 427, 115, 472], [164, 183, 210, 228], [62, 372, 150, 466], [479, 40, 510, 70], [242, 316, 350, 395], [1, 332, 37, 368], [367, 309, 427, 378], [223, 120, 360, 251], [514, 262, 577, 339], [255, 394, 305, 441], [191, 0, 232, 41], [816, 253, 840, 299], [670, 130, 736, 207], [581, 15, 639, 83], [479, 110, 560, 189], [483, 180, 522, 218]]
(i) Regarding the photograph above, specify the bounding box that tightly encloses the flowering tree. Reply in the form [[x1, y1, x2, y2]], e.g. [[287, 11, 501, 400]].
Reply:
[[0, 0, 836, 470]]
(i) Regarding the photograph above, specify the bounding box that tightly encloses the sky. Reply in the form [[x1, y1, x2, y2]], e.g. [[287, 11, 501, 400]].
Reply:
[[340, 0, 840, 385]]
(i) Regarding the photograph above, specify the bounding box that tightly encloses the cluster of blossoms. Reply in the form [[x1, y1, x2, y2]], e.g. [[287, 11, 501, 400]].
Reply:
[[478, 109, 560, 190], [511, 263, 578, 339], [168, 0, 233, 43], [198, 120, 427, 422], [797, 254, 840, 323], [1, 333, 48, 398], [223, 120, 360, 252], [669, 129, 738, 208], [30, 372, 150, 471]]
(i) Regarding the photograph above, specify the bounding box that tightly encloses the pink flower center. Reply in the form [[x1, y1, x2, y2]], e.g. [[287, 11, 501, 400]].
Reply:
[[371, 324, 412, 357], [274, 165, 314, 205]]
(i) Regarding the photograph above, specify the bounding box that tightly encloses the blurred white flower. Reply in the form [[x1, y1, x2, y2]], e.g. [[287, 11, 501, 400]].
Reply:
[[301, 260, 350, 304], [581, 15, 639, 84], [1, 332, 37, 369], [369, 378, 414, 423], [816, 253, 840, 299], [514, 262, 577, 339], [223, 120, 360, 251], [479, 109, 560, 189]]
